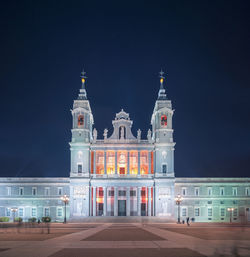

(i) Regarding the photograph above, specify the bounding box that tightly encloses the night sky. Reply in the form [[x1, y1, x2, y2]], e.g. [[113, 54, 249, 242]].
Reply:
[[0, 1, 249, 178]]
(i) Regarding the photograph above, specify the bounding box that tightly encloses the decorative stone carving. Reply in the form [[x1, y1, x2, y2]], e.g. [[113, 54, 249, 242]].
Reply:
[[74, 186, 87, 197], [137, 129, 141, 142], [103, 128, 108, 141], [93, 128, 97, 142], [147, 129, 152, 142], [120, 126, 125, 140]]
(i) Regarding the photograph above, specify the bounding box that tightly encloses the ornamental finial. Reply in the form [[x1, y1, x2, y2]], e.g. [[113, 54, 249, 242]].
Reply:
[[80, 69, 87, 87], [159, 69, 167, 85]]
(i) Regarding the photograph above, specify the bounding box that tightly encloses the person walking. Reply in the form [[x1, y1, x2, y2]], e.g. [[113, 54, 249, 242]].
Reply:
[[186, 217, 190, 226]]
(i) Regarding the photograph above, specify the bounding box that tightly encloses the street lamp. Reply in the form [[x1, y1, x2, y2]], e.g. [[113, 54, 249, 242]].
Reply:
[[61, 194, 69, 223], [227, 207, 235, 223], [11, 207, 18, 222], [175, 194, 183, 224]]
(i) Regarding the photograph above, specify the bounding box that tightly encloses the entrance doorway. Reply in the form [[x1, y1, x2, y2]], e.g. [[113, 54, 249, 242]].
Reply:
[[119, 167, 125, 175], [118, 200, 126, 216], [98, 203, 103, 216], [141, 203, 146, 216]]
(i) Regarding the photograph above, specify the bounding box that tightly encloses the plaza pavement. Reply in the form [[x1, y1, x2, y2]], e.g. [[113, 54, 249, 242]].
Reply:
[[0, 222, 249, 257]]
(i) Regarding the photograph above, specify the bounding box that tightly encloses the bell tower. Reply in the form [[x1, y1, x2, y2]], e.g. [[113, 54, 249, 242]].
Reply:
[[151, 71, 175, 177], [69, 70, 94, 177]]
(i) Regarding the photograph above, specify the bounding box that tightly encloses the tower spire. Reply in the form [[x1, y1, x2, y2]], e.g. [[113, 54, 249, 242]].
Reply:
[[78, 68, 87, 100], [158, 69, 167, 100]]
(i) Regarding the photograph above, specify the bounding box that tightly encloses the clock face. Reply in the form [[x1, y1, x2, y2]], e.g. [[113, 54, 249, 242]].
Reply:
[[161, 115, 167, 127]]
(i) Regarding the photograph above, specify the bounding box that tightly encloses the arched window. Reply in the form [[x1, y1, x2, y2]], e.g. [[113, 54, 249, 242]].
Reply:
[[78, 115, 84, 127], [161, 115, 167, 127]]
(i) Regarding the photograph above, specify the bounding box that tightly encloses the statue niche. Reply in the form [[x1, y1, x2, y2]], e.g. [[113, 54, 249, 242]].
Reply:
[[119, 126, 126, 140]]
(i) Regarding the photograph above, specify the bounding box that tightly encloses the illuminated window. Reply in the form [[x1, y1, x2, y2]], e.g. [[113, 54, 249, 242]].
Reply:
[[78, 164, 82, 173], [31, 208, 37, 217], [44, 207, 50, 217], [19, 187, 24, 196], [78, 115, 84, 127], [161, 115, 167, 127], [129, 151, 138, 175], [140, 151, 148, 175], [57, 208, 63, 217], [232, 187, 237, 196], [44, 187, 50, 196], [18, 208, 24, 217], [130, 190, 136, 197], [162, 164, 167, 174], [96, 151, 104, 174], [118, 151, 127, 175], [151, 151, 154, 174], [58, 187, 62, 195], [195, 187, 199, 196], [194, 208, 200, 216], [220, 208, 225, 217], [107, 151, 115, 174], [32, 187, 37, 196], [181, 207, 187, 217], [207, 208, 212, 217], [6, 208, 10, 217]]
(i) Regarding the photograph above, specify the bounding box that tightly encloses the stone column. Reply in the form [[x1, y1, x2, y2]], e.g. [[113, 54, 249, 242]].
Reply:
[[148, 187, 152, 216], [127, 151, 130, 175], [137, 187, 141, 216], [148, 151, 151, 175], [115, 151, 118, 175], [152, 186, 155, 216], [103, 187, 107, 216], [93, 151, 96, 175], [138, 151, 141, 175], [104, 151, 107, 175], [154, 186, 158, 216], [126, 187, 130, 216], [93, 186, 96, 216], [114, 187, 118, 216], [89, 186, 92, 216]]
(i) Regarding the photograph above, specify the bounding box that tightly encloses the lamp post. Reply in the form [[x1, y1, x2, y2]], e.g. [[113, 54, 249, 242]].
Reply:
[[11, 207, 18, 222], [227, 207, 235, 223], [61, 194, 69, 223], [175, 194, 183, 224]]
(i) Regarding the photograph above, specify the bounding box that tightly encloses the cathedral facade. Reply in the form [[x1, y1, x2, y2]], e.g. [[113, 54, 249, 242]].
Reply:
[[0, 72, 250, 222]]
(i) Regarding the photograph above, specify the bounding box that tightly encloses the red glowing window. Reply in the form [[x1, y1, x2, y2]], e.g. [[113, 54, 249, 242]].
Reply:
[[78, 115, 84, 127], [161, 115, 167, 127]]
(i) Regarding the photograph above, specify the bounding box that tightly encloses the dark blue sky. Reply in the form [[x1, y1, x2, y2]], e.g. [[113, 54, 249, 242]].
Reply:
[[0, 1, 249, 178]]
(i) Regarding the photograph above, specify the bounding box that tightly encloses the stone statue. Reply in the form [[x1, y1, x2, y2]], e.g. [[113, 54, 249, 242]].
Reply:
[[93, 128, 97, 142], [147, 129, 152, 142], [120, 126, 125, 140], [137, 129, 141, 142], [103, 128, 108, 140]]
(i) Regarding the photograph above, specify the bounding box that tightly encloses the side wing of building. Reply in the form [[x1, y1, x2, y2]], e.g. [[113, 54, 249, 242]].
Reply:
[[175, 178, 250, 222], [0, 177, 69, 221]]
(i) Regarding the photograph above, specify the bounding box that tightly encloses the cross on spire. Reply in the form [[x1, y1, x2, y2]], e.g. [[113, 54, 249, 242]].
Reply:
[[80, 69, 87, 79], [159, 69, 165, 79]]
